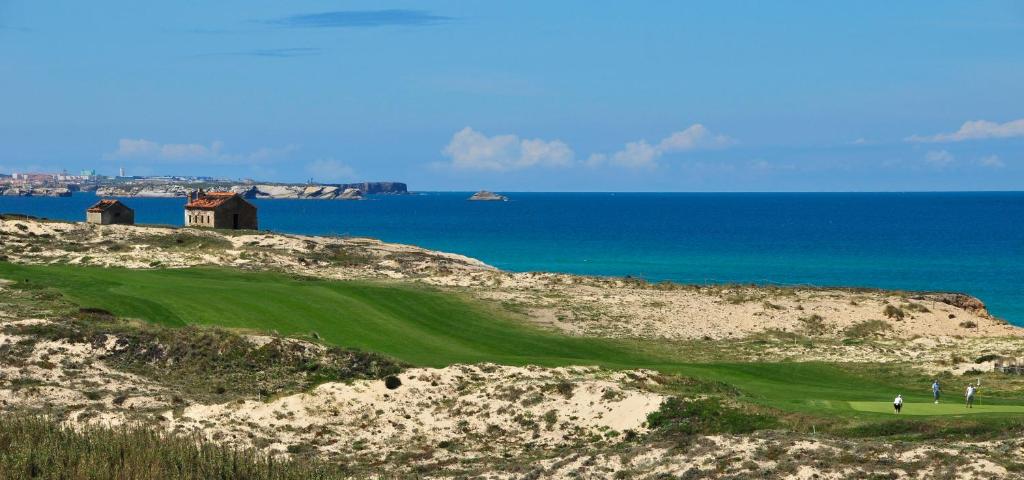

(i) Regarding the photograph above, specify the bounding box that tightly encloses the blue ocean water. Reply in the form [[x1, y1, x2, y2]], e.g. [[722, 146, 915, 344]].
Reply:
[[2, 192, 1022, 323]]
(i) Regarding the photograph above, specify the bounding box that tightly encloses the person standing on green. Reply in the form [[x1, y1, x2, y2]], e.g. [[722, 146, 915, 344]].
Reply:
[[932, 380, 941, 404]]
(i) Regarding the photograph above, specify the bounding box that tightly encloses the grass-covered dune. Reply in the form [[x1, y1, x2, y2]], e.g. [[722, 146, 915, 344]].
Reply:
[[2, 262, 1023, 423], [0, 417, 346, 480]]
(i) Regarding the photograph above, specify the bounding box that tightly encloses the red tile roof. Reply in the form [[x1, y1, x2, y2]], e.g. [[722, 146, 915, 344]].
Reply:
[[87, 199, 123, 213], [185, 191, 239, 210]]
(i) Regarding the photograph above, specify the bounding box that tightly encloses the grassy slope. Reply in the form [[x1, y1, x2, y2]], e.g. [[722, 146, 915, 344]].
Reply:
[[2, 262, 1021, 420]]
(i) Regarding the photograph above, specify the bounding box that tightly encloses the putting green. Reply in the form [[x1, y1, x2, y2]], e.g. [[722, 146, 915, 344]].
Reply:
[[849, 401, 1024, 416]]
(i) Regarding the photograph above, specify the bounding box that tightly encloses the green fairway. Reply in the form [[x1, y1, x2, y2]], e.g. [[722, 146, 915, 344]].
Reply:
[[2, 262, 1023, 420], [849, 402, 1024, 416]]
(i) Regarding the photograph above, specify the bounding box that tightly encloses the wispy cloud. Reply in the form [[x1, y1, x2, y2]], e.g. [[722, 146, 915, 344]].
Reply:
[[907, 119, 1024, 143], [588, 124, 735, 169], [440, 127, 574, 171], [924, 149, 955, 167], [194, 47, 322, 58], [104, 139, 298, 165], [979, 155, 1005, 169], [267, 10, 451, 28]]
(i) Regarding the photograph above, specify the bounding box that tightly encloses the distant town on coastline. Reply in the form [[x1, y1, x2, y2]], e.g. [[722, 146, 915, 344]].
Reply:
[[0, 168, 408, 200]]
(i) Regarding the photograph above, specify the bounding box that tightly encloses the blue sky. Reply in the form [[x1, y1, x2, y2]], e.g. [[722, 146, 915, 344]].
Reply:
[[1, 1, 1022, 191]]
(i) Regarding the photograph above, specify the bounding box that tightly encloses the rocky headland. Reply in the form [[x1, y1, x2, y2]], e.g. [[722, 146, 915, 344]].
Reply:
[[0, 186, 72, 197]]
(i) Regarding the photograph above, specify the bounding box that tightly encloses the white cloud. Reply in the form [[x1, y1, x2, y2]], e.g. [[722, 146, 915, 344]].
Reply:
[[907, 119, 1024, 143], [105, 138, 297, 165], [305, 159, 355, 182], [979, 155, 1005, 168], [924, 150, 955, 167], [441, 127, 574, 171], [596, 124, 734, 169], [656, 124, 734, 153]]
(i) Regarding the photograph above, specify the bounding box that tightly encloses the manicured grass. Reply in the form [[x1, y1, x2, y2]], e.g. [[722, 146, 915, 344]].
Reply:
[[849, 402, 1024, 416], [2, 262, 1023, 421]]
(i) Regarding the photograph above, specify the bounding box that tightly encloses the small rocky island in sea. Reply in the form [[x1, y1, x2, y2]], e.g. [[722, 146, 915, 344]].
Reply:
[[468, 190, 508, 202]]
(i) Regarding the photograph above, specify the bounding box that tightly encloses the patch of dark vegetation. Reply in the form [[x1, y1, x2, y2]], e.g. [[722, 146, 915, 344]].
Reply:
[[723, 292, 762, 305], [384, 375, 402, 390], [639, 373, 744, 399], [77, 307, 115, 319], [307, 244, 375, 267], [762, 301, 785, 311], [975, 354, 1001, 363], [646, 397, 777, 441], [959, 320, 978, 329], [136, 232, 233, 251], [903, 302, 930, 313], [840, 418, 1024, 439], [17, 314, 404, 402], [540, 380, 576, 399], [0, 213, 40, 220], [844, 319, 892, 339], [798, 314, 827, 336], [0, 416, 349, 479], [883, 305, 905, 321]]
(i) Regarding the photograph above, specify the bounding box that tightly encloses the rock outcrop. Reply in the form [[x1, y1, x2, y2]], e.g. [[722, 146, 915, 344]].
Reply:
[[916, 292, 992, 318], [96, 186, 188, 198], [0, 186, 72, 197], [468, 190, 508, 201], [339, 188, 363, 200]]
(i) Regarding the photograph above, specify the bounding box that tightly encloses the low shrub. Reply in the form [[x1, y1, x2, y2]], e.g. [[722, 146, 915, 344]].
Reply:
[[646, 397, 777, 439], [883, 305, 905, 320], [975, 354, 1000, 363], [903, 302, 930, 313], [798, 314, 827, 335], [844, 319, 892, 338]]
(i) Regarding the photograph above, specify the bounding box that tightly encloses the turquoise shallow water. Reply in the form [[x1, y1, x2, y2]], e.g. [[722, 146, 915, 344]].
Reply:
[[2, 192, 1022, 323]]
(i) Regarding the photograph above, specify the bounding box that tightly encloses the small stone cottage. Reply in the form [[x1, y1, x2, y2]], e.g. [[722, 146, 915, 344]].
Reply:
[[184, 190, 258, 230], [86, 199, 134, 225]]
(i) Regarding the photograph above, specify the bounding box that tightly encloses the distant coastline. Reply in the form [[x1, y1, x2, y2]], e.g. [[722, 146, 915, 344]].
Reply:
[[0, 171, 407, 200]]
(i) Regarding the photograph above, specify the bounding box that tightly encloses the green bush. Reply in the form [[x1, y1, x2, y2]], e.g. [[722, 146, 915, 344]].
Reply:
[[798, 314, 827, 335], [975, 354, 1000, 363], [844, 320, 892, 338], [903, 302, 930, 313], [646, 397, 776, 438], [883, 305, 905, 320]]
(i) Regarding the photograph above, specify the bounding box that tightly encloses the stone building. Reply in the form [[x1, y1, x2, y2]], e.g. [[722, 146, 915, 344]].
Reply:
[[85, 199, 134, 225], [184, 190, 258, 230]]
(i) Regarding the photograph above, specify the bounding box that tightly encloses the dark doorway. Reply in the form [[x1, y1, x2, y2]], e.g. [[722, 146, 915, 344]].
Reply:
[[232, 214, 239, 229]]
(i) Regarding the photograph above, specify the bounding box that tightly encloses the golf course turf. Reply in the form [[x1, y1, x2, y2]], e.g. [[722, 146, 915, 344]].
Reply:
[[3, 262, 1023, 422]]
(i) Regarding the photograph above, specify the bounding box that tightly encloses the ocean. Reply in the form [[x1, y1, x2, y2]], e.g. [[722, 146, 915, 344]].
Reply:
[[2, 191, 1022, 323]]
